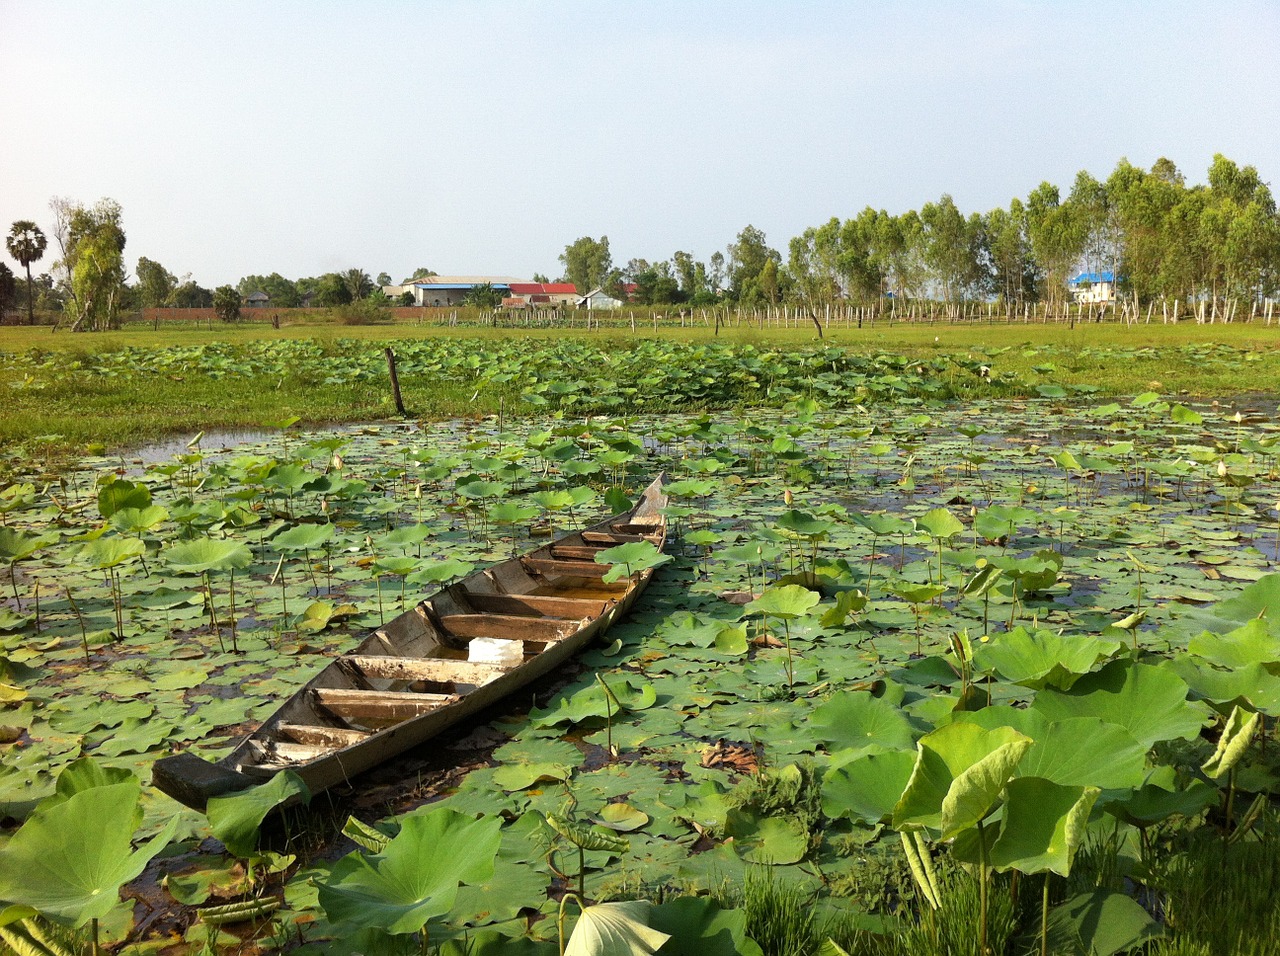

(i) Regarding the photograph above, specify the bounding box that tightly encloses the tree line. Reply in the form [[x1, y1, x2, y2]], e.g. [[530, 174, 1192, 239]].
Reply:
[[556, 154, 1279, 315], [5, 153, 1277, 328]]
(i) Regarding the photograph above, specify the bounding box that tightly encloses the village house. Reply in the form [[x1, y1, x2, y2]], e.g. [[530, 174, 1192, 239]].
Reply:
[[1068, 271, 1117, 303]]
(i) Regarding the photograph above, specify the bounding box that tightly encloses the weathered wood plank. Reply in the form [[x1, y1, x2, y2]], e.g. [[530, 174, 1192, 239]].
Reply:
[[344, 655, 509, 685], [438, 613, 572, 642], [151, 753, 253, 810], [550, 544, 609, 561], [522, 556, 615, 580], [277, 723, 370, 748], [581, 531, 645, 545], [463, 591, 608, 619], [313, 688, 457, 722]]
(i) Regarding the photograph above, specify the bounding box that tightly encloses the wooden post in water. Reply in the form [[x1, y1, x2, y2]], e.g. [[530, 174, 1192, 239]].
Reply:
[[384, 348, 407, 417]]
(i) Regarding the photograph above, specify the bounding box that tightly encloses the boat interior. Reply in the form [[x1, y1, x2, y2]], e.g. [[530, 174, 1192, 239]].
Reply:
[[231, 507, 667, 777]]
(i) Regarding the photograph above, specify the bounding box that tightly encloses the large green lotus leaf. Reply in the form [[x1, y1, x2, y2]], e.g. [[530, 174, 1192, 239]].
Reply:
[[530, 676, 656, 728], [988, 777, 1100, 876], [490, 762, 571, 791], [0, 528, 55, 564], [1173, 573, 1280, 640], [1188, 619, 1280, 670], [915, 508, 964, 540], [78, 537, 146, 570], [776, 510, 834, 539], [97, 479, 151, 519], [0, 780, 177, 926], [564, 901, 670, 956], [1106, 773, 1218, 827], [892, 722, 1032, 837], [108, 505, 169, 535], [270, 523, 335, 552], [595, 541, 672, 584], [162, 539, 253, 575], [1043, 890, 1162, 956], [723, 809, 808, 865], [649, 897, 764, 956], [1169, 658, 1280, 714], [956, 708, 1147, 792], [88, 718, 172, 758], [205, 770, 309, 858], [821, 750, 918, 825], [809, 693, 916, 756], [745, 585, 820, 620], [53, 757, 135, 802], [1031, 659, 1208, 749], [972, 627, 1123, 691], [317, 808, 502, 935]]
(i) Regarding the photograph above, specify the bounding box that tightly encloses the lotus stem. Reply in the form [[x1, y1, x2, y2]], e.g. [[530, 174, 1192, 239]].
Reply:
[[557, 892, 585, 956], [1041, 873, 1051, 956], [977, 819, 990, 955]]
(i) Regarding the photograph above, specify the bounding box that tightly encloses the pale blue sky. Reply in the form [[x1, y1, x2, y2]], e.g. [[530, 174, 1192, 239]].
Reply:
[[2, 1, 1277, 287]]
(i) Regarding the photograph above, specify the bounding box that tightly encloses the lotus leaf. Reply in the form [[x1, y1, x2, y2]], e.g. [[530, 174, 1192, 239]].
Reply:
[[821, 750, 918, 826], [972, 627, 1123, 691], [162, 539, 252, 574], [648, 897, 763, 956], [1032, 659, 1208, 749], [270, 523, 335, 552], [97, 479, 151, 519], [914, 508, 964, 540], [893, 722, 1032, 838], [809, 692, 916, 756], [595, 541, 672, 584], [594, 803, 650, 832], [565, 901, 670, 956], [986, 777, 1099, 876], [1043, 890, 1162, 956], [205, 770, 309, 858], [723, 809, 808, 865], [0, 777, 177, 926], [745, 584, 821, 620], [1201, 705, 1259, 779], [318, 807, 501, 935], [530, 676, 657, 728]]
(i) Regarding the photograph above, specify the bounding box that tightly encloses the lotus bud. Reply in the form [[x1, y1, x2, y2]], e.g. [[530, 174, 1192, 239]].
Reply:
[[784, 489, 793, 507], [1218, 460, 1228, 478]]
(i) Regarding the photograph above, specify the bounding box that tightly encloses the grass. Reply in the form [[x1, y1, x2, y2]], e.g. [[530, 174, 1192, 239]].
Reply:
[[1, 319, 1279, 462]]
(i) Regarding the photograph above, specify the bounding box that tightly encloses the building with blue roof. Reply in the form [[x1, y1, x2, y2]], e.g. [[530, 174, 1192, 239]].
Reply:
[[1068, 271, 1118, 303]]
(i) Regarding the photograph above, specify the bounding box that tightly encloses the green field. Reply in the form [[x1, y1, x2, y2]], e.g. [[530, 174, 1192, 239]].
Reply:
[[1, 325, 1280, 955]]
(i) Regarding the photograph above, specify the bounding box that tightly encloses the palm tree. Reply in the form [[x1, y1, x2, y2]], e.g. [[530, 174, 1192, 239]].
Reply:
[[6, 221, 47, 325]]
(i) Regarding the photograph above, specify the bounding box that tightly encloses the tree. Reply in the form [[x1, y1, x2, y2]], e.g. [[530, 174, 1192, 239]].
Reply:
[[409, 267, 438, 280], [171, 281, 213, 308], [559, 236, 613, 293], [531, 272, 550, 284], [0, 262, 15, 318], [920, 195, 983, 311], [342, 268, 373, 301], [985, 199, 1038, 310], [59, 200, 127, 332], [1026, 182, 1087, 310], [376, 272, 392, 287], [463, 283, 502, 309], [708, 251, 726, 291], [213, 286, 241, 322], [315, 273, 353, 307], [135, 257, 177, 309], [398, 291, 415, 306], [727, 225, 780, 299], [838, 208, 887, 302], [6, 221, 47, 325]]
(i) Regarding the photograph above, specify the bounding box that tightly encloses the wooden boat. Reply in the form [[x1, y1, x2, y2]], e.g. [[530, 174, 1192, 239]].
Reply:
[[153, 475, 667, 810]]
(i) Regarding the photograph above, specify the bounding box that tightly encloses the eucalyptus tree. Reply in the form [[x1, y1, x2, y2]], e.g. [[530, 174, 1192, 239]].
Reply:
[[49, 198, 127, 331], [1106, 158, 1184, 302], [559, 235, 613, 293], [985, 199, 1037, 312], [838, 207, 886, 304], [1025, 182, 1086, 312], [6, 220, 47, 325], [920, 194, 985, 314], [135, 256, 176, 308]]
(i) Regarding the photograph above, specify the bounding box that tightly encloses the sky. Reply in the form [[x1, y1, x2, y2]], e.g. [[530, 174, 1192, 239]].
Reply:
[[2, 1, 1278, 288]]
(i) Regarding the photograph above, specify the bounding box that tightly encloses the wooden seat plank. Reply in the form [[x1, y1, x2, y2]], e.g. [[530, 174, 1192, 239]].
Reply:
[[344, 655, 509, 685], [463, 591, 609, 619], [312, 688, 457, 722], [438, 613, 571, 642], [550, 544, 609, 561], [522, 556, 617, 580], [277, 723, 370, 748], [582, 531, 645, 545]]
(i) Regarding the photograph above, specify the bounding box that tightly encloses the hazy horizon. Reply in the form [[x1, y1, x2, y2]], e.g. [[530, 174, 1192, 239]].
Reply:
[[3, 0, 1277, 288]]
